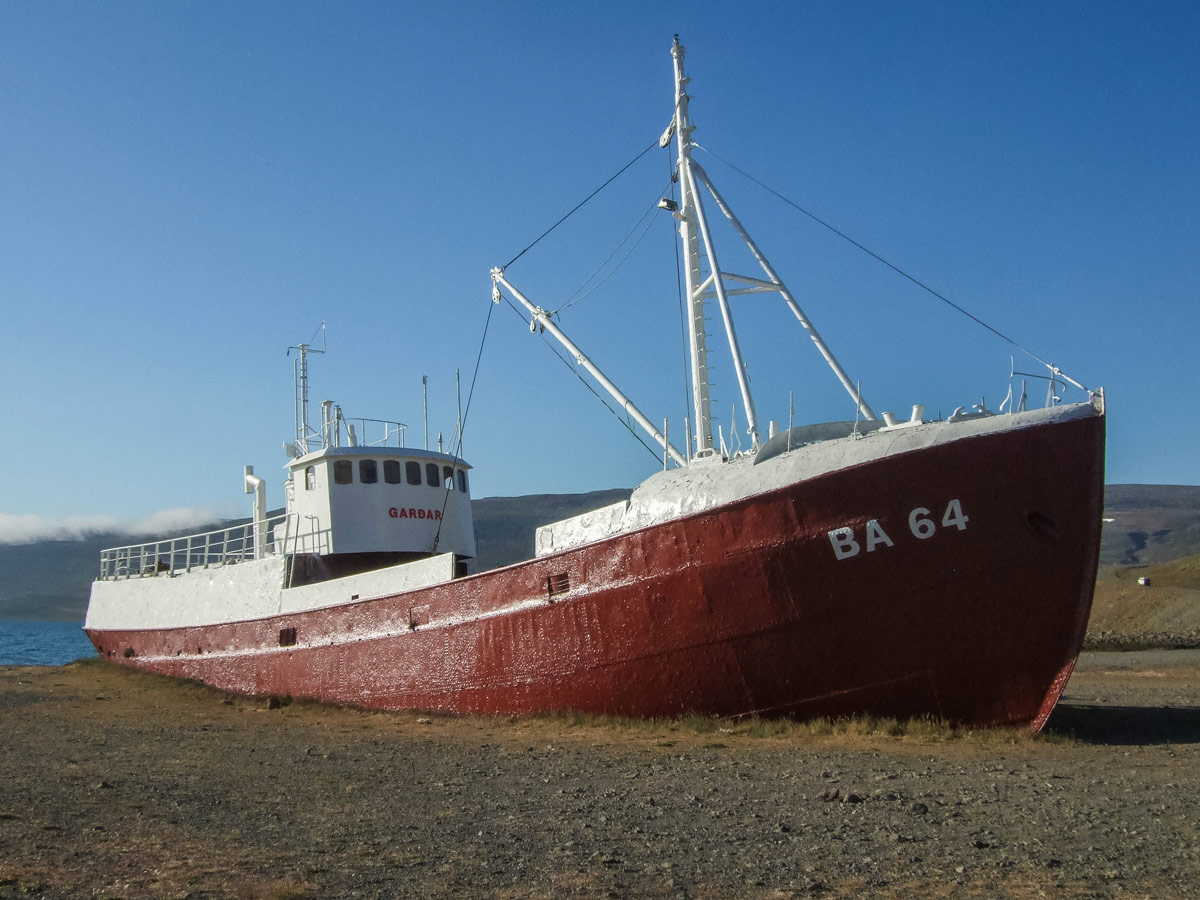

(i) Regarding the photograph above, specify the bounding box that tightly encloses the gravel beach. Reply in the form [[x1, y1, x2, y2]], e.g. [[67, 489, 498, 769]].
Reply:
[[2, 653, 1199, 899]]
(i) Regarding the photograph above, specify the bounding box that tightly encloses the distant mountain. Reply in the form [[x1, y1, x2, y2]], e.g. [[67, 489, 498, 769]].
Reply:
[[0, 534, 119, 621], [2, 484, 1195, 624], [1100, 484, 1200, 567]]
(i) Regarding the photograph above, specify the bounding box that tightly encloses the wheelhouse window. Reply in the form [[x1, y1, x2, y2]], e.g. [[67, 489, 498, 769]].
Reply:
[[426, 463, 440, 487], [457, 469, 468, 493], [406, 461, 421, 485], [383, 460, 401, 484], [333, 460, 353, 485], [359, 459, 378, 484], [443, 465, 455, 490], [305, 466, 317, 491]]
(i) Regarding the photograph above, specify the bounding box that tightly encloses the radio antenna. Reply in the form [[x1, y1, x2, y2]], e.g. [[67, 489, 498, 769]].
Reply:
[[287, 322, 327, 455]]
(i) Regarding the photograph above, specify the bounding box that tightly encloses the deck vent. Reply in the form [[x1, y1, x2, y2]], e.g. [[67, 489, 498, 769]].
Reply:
[[279, 626, 298, 647], [546, 572, 571, 598]]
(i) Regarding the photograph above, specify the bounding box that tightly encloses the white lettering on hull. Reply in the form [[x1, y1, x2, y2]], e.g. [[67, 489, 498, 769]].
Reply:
[[828, 499, 969, 560]]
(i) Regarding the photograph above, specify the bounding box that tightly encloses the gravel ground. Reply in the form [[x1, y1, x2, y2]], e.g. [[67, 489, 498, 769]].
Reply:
[[2, 654, 1199, 900]]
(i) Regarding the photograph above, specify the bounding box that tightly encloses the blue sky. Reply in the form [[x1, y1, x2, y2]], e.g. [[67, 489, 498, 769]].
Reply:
[[1, 1, 1197, 540]]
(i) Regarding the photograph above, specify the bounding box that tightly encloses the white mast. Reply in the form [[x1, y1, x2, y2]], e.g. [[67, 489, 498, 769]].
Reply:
[[670, 36, 875, 428], [673, 36, 761, 451], [672, 37, 715, 455]]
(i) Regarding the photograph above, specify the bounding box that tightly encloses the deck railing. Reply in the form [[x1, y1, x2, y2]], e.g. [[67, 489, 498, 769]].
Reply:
[[97, 513, 332, 580], [334, 417, 407, 449]]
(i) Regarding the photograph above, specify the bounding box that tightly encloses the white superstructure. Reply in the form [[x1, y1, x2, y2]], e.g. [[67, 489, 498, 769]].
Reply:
[[86, 340, 476, 632]]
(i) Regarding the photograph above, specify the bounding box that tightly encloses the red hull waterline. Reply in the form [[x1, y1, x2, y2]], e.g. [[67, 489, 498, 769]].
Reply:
[[86, 413, 1104, 729]]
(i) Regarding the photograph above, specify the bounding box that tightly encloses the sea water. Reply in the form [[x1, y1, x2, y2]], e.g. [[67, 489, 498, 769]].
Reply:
[[0, 620, 96, 666]]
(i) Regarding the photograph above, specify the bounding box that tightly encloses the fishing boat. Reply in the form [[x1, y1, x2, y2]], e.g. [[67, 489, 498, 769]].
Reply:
[[84, 38, 1105, 729]]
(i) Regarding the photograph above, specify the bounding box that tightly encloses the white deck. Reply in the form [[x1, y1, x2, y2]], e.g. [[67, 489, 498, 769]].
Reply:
[[85, 551, 458, 631]]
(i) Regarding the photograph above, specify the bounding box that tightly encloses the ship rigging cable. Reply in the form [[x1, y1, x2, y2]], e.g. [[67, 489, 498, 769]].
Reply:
[[693, 143, 1088, 391], [435, 275, 664, 556], [502, 140, 660, 271], [435, 145, 669, 549], [496, 293, 663, 462], [552, 184, 668, 315], [430, 297, 496, 553], [485, 121, 1098, 481]]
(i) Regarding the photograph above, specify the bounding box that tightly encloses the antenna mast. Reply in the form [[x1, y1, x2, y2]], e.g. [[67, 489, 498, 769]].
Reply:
[[288, 323, 326, 455]]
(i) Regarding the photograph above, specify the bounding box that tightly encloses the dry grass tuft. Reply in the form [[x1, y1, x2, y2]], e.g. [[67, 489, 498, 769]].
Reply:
[[521, 708, 1057, 746]]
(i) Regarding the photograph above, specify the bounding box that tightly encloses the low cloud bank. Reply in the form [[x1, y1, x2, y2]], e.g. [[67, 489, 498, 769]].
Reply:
[[0, 506, 239, 546]]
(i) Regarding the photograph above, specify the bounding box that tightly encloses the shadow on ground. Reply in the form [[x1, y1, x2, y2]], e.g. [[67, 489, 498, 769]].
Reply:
[[1046, 702, 1200, 745]]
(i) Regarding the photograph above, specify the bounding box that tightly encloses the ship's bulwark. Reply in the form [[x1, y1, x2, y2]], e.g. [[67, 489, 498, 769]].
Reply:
[[87, 413, 1104, 729]]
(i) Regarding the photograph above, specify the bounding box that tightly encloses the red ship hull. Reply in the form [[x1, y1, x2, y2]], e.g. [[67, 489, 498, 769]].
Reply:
[[86, 412, 1104, 729]]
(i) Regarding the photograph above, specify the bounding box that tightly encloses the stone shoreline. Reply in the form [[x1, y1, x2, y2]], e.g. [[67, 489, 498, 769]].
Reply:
[[2, 655, 1199, 899]]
